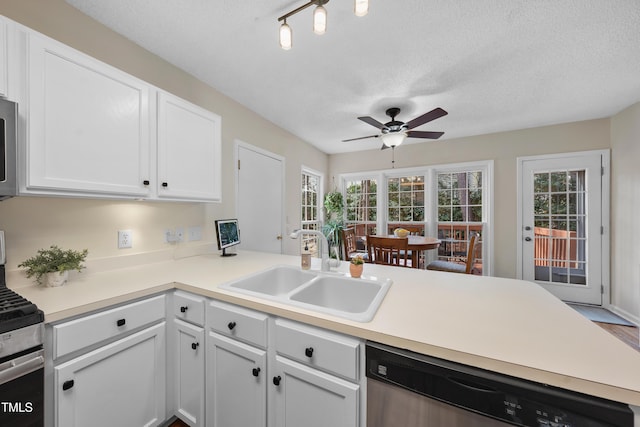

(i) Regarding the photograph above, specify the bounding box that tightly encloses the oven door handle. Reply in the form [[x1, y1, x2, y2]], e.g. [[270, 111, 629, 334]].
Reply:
[[0, 350, 45, 386]]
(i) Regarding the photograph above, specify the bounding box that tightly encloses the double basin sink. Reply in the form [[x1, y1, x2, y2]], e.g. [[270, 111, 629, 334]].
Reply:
[[219, 265, 392, 322]]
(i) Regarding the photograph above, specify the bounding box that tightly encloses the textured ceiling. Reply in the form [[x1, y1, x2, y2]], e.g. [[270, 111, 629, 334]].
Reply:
[[65, 0, 640, 154]]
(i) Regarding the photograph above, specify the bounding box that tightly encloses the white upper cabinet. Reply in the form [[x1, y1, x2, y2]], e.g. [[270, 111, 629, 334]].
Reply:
[[157, 92, 221, 202], [0, 17, 8, 98], [25, 31, 152, 197]]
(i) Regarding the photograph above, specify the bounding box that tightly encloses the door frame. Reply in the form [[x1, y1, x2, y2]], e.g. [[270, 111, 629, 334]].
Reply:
[[234, 140, 286, 254], [516, 149, 610, 305]]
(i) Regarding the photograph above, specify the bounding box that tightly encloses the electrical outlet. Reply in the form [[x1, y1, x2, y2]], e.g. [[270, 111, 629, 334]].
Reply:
[[118, 230, 133, 249], [188, 226, 202, 241], [175, 227, 185, 242]]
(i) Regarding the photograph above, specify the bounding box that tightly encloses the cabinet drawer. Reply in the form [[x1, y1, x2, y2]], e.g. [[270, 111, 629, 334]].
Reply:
[[207, 300, 268, 348], [274, 318, 361, 381], [53, 295, 165, 359], [173, 291, 205, 326]]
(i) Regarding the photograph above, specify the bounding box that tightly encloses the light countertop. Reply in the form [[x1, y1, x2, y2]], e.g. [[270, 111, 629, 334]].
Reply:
[[8, 250, 640, 407]]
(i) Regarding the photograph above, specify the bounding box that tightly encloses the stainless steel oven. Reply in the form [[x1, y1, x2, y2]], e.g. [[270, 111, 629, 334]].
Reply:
[[0, 98, 18, 200], [0, 231, 45, 426], [366, 341, 634, 427]]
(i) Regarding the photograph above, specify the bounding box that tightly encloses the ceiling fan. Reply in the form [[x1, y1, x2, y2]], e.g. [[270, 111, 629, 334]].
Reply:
[[342, 107, 448, 150]]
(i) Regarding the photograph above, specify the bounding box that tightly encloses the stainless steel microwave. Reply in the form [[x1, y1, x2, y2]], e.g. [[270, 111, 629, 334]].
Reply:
[[0, 98, 17, 200]]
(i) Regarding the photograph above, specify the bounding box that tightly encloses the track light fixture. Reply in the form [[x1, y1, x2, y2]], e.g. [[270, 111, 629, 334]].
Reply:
[[278, 0, 369, 50]]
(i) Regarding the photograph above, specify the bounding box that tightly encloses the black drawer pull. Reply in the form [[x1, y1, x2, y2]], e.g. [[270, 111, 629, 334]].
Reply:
[[273, 376, 281, 386], [180, 306, 188, 313], [191, 342, 200, 350], [143, 180, 150, 186], [162, 182, 168, 187], [252, 367, 261, 377], [305, 347, 314, 358], [62, 380, 74, 391], [116, 319, 126, 327], [227, 321, 236, 331]]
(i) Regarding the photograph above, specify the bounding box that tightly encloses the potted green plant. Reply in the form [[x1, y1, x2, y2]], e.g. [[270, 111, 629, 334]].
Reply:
[[349, 255, 364, 278], [18, 245, 89, 287]]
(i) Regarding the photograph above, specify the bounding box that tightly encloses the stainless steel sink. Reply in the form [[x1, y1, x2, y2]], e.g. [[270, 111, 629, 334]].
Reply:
[[219, 265, 392, 322]]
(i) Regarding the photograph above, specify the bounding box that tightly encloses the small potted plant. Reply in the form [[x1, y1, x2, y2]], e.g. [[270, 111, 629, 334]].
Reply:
[[349, 255, 364, 278], [18, 245, 89, 287]]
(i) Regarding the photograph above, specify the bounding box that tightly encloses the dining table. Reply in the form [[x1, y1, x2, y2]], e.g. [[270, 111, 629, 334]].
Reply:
[[376, 235, 441, 268]]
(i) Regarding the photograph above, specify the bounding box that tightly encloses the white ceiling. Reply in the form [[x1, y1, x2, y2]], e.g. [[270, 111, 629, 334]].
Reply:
[[65, 0, 640, 154]]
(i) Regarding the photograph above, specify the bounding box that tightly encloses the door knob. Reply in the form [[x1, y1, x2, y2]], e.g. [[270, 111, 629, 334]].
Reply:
[[252, 367, 261, 377], [180, 306, 188, 313], [276, 235, 282, 240], [305, 347, 314, 358], [191, 342, 200, 350], [273, 376, 282, 386], [228, 321, 236, 331]]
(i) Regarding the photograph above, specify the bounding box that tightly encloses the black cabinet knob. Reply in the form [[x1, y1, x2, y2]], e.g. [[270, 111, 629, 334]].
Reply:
[[252, 367, 261, 377], [227, 321, 236, 331], [162, 182, 168, 187], [117, 319, 126, 327], [191, 342, 200, 350], [273, 376, 281, 386], [305, 347, 314, 358], [62, 380, 74, 391], [180, 306, 188, 313], [143, 180, 150, 186]]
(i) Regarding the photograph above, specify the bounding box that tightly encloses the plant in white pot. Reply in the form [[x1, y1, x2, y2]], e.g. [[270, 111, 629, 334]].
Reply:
[[18, 246, 89, 287]]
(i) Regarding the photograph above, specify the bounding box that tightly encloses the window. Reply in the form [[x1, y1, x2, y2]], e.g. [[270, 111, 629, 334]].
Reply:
[[387, 175, 425, 235], [345, 178, 377, 247], [436, 170, 484, 274], [340, 161, 492, 274], [301, 168, 322, 256]]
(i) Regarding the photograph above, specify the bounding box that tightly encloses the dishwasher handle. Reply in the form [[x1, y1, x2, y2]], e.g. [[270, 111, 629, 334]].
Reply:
[[0, 349, 45, 386], [446, 375, 501, 394]]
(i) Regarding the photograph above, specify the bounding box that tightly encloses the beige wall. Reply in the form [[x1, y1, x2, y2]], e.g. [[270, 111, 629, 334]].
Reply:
[[611, 101, 640, 321], [0, 0, 328, 269], [329, 119, 611, 279]]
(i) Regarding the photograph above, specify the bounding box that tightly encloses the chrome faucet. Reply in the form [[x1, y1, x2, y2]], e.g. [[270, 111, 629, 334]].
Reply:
[[290, 229, 339, 272]]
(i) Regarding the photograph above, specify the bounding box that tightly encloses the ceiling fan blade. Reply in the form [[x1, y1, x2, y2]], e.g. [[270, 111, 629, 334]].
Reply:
[[342, 134, 380, 142], [406, 130, 445, 139], [405, 108, 448, 130], [358, 116, 386, 129]]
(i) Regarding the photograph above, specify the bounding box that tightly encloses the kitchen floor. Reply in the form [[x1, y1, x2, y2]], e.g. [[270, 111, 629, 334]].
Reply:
[[595, 321, 640, 352]]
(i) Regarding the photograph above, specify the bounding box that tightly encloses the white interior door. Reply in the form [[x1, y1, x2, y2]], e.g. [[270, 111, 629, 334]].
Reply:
[[237, 143, 284, 253], [519, 151, 607, 305]]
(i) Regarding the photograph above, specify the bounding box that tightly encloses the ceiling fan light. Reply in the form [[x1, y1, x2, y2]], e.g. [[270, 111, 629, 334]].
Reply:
[[279, 21, 292, 50], [381, 132, 406, 148], [313, 5, 327, 35], [354, 0, 369, 17]]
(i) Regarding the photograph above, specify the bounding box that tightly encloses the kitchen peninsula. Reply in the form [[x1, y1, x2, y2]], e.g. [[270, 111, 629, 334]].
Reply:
[[8, 249, 640, 420]]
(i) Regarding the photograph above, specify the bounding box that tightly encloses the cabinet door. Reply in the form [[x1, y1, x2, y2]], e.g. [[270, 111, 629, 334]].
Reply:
[[0, 17, 7, 97], [272, 355, 359, 427], [54, 323, 166, 427], [174, 319, 205, 427], [157, 91, 221, 201], [206, 331, 266, 427], [26, 32, 151, 197]]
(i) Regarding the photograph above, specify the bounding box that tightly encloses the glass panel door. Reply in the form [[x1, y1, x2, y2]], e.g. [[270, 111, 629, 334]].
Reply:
[[521, 153, 603, 304]]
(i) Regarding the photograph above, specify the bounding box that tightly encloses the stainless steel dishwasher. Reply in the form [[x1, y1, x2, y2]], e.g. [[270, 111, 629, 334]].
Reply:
[[366, 341, 634, 427]]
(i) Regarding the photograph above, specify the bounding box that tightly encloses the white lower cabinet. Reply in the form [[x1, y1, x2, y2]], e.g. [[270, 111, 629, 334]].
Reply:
[[206, 331, 267, 427], [205, 300, 364, 427], [54, 322, 166, 427], [174, 319, 205, 427], [272, 356, 359, 427]]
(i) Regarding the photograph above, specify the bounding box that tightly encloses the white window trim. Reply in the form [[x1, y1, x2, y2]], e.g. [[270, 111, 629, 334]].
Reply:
[[301, 165, 325, 226], [340, 160, 494, 276]]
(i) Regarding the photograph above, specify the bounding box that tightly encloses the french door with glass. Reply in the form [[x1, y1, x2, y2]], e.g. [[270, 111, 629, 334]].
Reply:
[[519, 151, 608, 305]]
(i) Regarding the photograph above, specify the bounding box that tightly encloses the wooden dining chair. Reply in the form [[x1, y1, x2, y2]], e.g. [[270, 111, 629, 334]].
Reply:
[[367, 236, 410, 267], [340, 227, 369, 262], [426, 234, 478, 274]]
